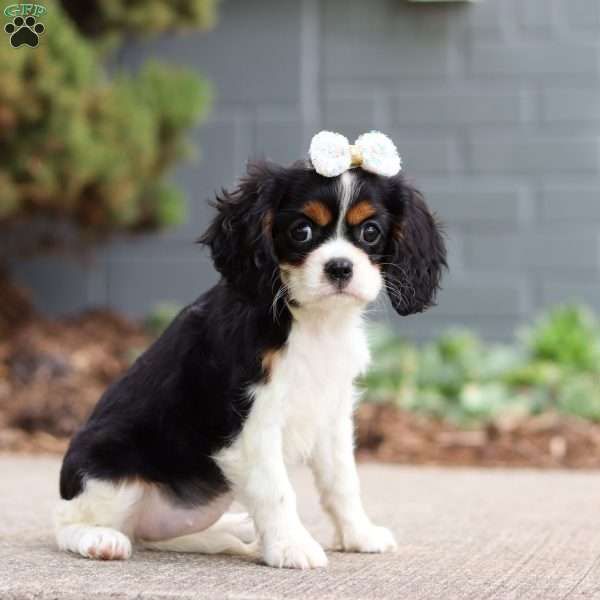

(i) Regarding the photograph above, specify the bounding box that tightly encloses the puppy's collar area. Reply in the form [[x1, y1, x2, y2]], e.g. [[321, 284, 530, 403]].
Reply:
[[308, 130, 402, 178]]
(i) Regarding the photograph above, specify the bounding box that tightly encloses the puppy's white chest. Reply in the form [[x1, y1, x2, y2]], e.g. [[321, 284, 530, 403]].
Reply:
[[214, 312, 370, 483], [270, 315, 369, 461]]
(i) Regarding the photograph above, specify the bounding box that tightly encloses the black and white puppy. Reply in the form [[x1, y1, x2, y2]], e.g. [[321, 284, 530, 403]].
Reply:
[[55, 148, 446, 569]]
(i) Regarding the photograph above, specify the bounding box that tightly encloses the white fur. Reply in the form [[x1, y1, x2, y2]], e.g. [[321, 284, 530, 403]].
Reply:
[[54, 479, 142, 560], [142, 513, 257, 556], [54, 479, 255, 560], [310, 412, 397, 553], [337, 171, 356, 236], [283, 237, 382, 307], [214, 299, 396, 568]]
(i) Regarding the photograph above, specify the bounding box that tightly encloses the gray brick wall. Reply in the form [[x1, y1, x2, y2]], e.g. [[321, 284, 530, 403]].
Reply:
[[12, 0, 600, 340]]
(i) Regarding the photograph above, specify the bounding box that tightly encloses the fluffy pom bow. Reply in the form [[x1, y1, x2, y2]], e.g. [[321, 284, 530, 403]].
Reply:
[[309, 130, 402, 178]]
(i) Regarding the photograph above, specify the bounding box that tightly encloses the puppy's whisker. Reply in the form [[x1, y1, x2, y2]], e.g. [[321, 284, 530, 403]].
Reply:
[[271, 283, 290, 324]]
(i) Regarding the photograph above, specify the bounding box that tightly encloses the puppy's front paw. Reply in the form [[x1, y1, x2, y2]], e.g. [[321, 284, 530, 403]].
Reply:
[[263, 531, 328, 569], [341, 524, 397, 554]]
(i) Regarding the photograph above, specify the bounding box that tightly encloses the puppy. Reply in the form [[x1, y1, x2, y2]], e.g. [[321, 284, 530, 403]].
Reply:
[[54, 131, 446, 569]]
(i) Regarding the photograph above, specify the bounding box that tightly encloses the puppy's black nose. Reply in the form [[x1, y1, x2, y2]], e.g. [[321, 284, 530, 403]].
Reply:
[[324, 258, 353, 285]]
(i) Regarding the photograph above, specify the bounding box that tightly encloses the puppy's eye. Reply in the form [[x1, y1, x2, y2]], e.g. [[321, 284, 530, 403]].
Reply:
[[289, 220, 313, 243], [360, 221, 381, 245]]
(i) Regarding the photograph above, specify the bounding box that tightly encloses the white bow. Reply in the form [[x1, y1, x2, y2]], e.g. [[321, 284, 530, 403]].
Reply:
[[308, 130, 402, 178]]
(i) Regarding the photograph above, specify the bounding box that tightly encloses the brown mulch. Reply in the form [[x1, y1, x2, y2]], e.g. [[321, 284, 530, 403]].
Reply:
[[4, 312, 600, 469], [0, 311, 148, 454], [355, 404, 600, 469]]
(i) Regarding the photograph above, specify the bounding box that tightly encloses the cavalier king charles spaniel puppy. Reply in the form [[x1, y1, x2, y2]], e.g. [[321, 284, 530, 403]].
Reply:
[[54, 131, 446, 569]]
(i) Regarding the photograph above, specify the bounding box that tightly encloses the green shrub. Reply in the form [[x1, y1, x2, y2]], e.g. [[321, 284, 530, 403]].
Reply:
[[0, 0, 211, 240], [363, 304, 600, 426], [557, 374, 600, 421], [60, 0, 218, 39], [520, 305, 600, 373]]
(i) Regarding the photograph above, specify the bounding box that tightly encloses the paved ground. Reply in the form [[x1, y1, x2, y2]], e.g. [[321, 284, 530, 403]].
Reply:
[[2, 456, 600, 600]]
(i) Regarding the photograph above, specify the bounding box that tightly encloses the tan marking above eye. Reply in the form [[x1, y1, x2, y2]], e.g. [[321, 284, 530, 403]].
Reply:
[[301, 200, 333, 227], [346, 200, 377, 226]]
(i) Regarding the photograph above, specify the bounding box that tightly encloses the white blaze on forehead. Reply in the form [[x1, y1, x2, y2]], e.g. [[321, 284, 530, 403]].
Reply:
[[336, 171, 356, 236]]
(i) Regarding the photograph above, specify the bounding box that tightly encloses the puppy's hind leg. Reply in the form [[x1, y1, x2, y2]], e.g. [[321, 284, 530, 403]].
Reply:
[[142, 513, 257, 556], [211, 511, 256, 543], [54, 479, 144, 560]]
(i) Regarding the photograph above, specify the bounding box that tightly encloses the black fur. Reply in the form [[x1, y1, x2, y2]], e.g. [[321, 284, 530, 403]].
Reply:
[[60, 282, 292, 503], [200, 162, 282, 302], [382, 176, 447, 316], [59, 160, 446, 505]]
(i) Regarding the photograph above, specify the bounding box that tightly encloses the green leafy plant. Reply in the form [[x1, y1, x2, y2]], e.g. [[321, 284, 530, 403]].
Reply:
[[363, 305, 600, 426], [521, 305, 600, 373], [0, 0, 214, 331], [0, 1, 211, 235], [60, 0, 218, 39], [557, 374, 600, 421]]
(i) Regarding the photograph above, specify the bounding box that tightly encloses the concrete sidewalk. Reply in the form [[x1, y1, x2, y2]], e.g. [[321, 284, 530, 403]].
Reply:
[[2, 456, 600, 600]]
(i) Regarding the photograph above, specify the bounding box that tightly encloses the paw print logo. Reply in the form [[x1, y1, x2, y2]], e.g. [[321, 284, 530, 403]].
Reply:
[[4, 15, 45, 48]]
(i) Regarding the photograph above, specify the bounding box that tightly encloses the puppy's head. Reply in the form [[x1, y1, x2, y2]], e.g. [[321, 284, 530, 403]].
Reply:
[[200, 161, 446, 316]]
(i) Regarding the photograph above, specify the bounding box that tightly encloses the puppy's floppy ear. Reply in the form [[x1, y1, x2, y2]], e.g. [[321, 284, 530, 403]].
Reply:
[[199, 161, 281, 299], [383, 176, 447, 316]]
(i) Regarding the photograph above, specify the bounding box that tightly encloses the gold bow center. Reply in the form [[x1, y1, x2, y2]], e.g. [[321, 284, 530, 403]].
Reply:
[[349, 145, 362, 167]]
